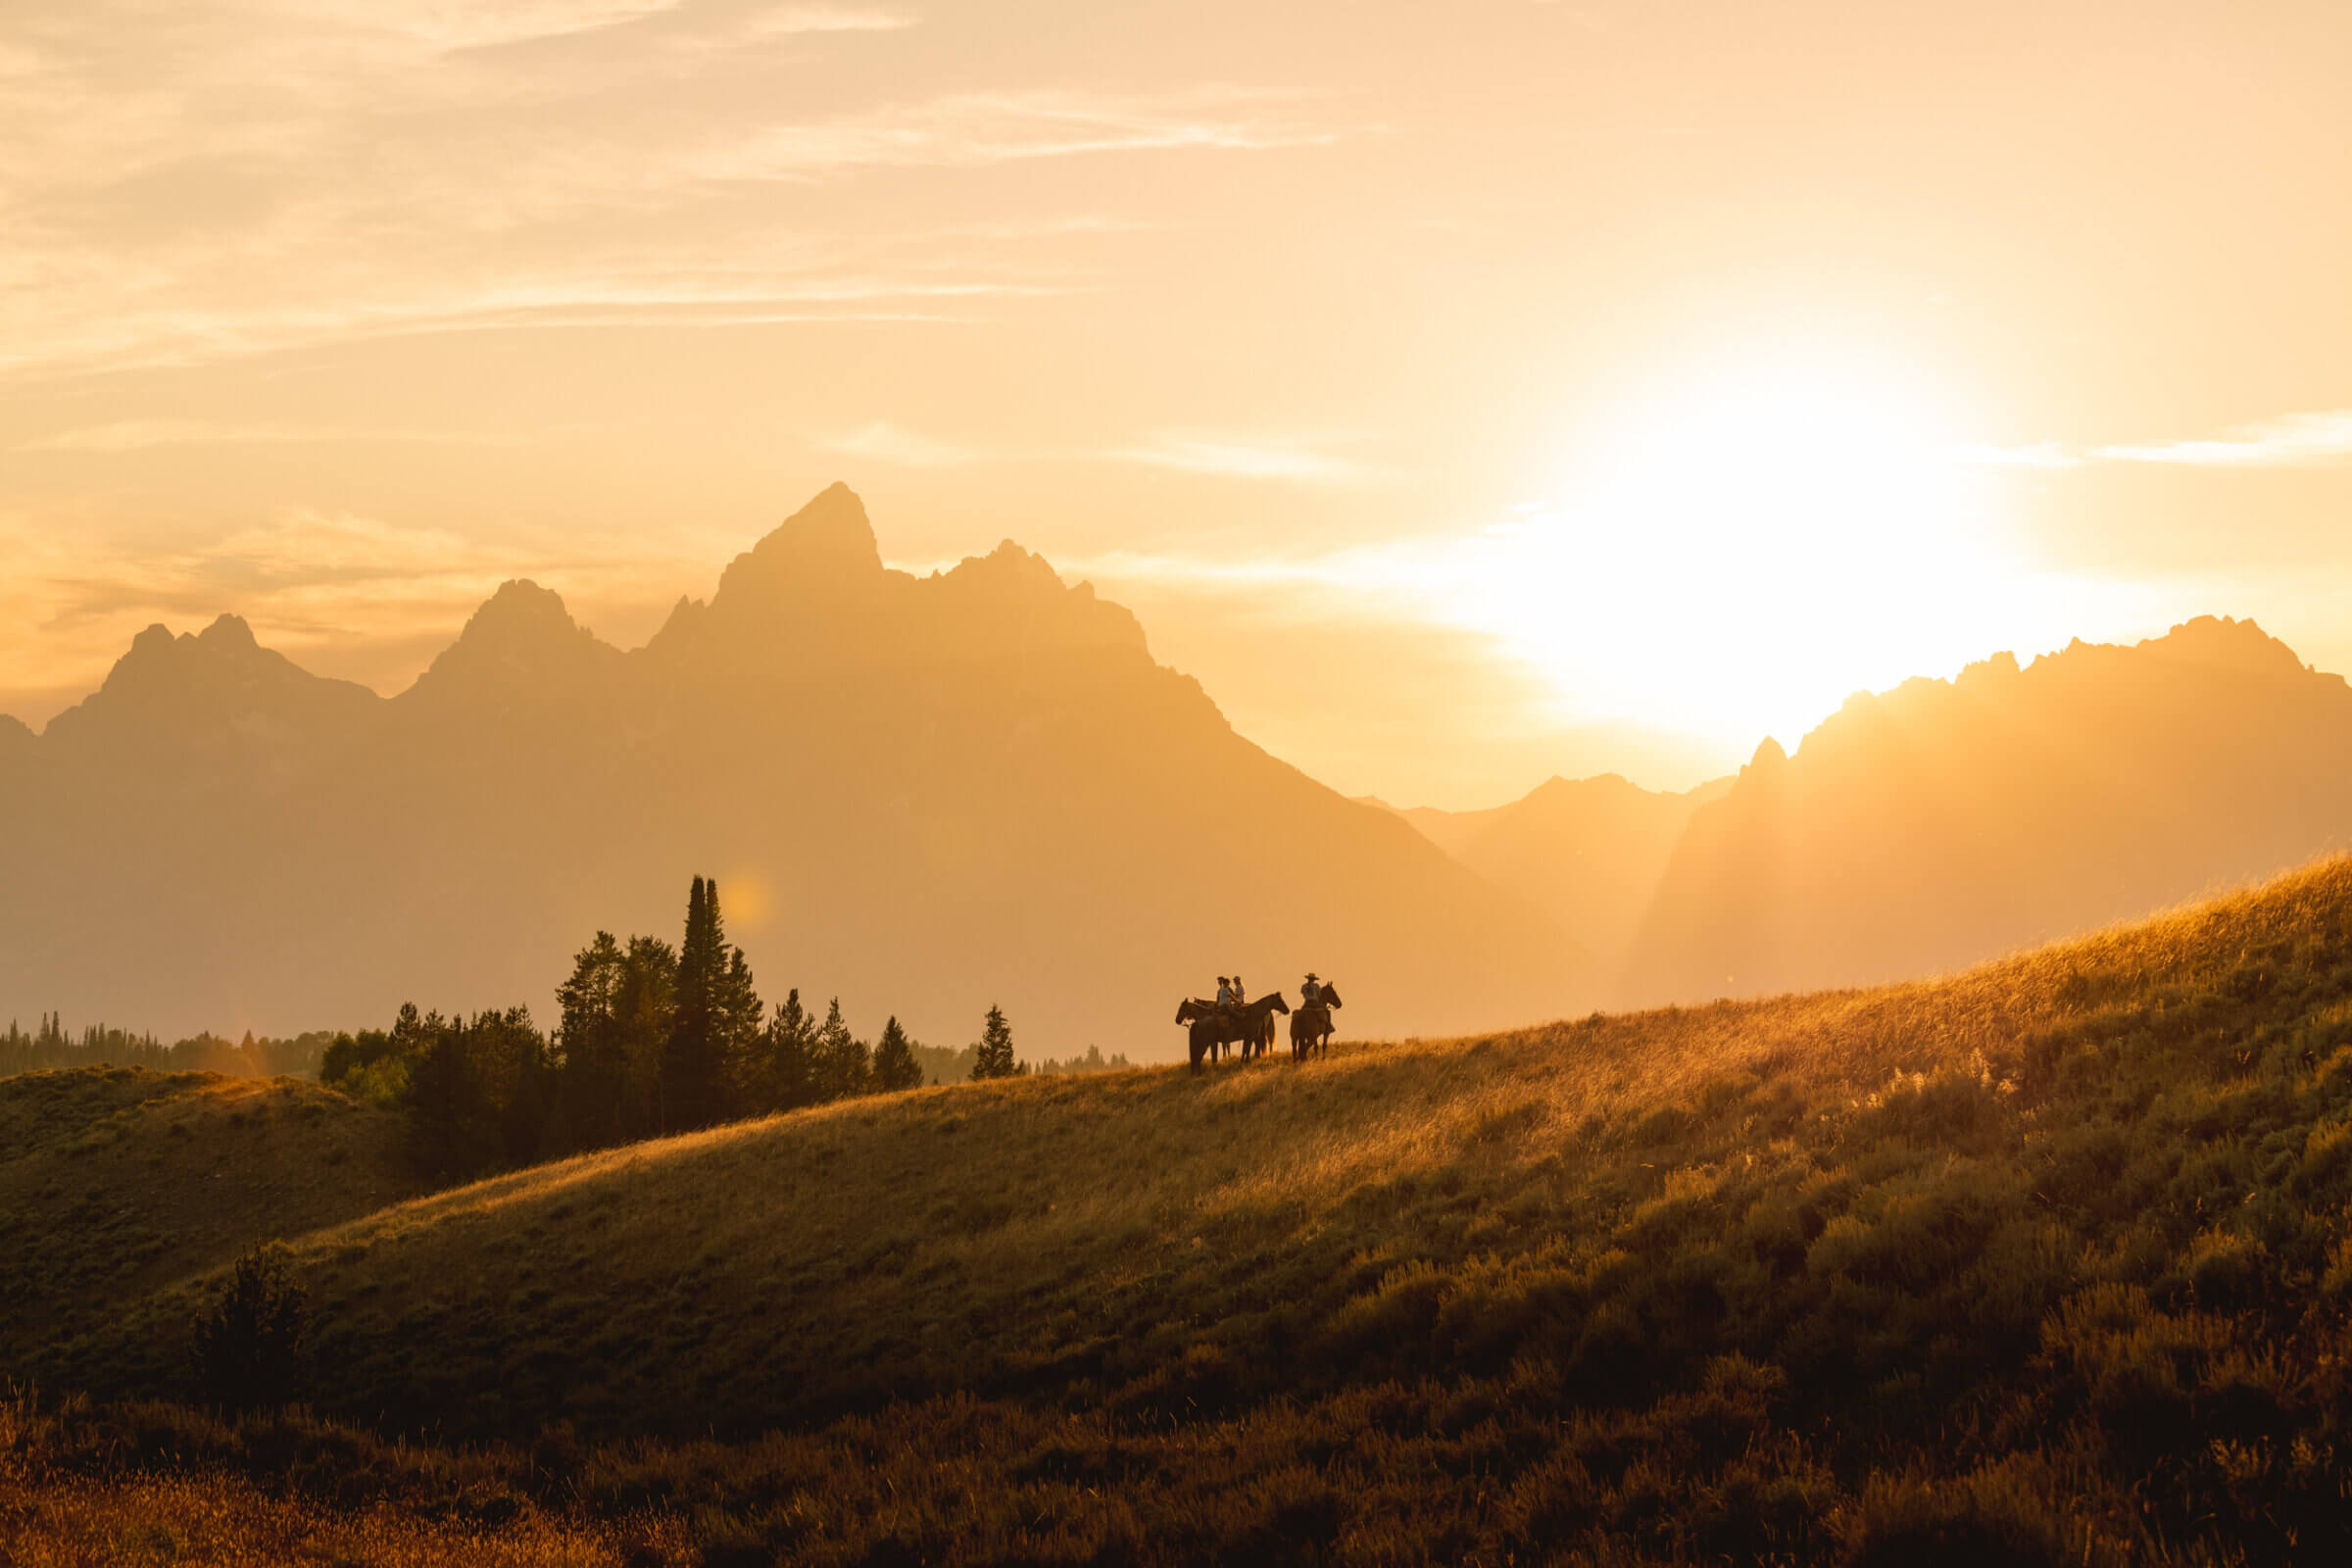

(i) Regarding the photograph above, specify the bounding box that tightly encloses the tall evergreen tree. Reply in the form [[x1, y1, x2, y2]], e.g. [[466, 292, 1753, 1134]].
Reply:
[[555, 931, 629, 1151], [715, 947, 763, 1112], [871, 1015, 924, 1093], [812, 998, 869, 1102], [664, 876, 729, 1131], [406, 1006, 549, 1180], [762, 988, 817, 1112], [969, 1004, 1020, 1080], [616, 935, 678, 1142]]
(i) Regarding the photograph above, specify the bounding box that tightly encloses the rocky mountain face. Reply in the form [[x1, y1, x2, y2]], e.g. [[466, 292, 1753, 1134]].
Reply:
[[1615, 616, 2352, 1003], [0, 485, 1574, 1053], [1375, 772, 1734, 978]]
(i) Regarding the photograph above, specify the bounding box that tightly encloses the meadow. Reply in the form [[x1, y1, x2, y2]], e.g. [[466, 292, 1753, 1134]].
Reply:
[[15, 858, 2352, 1562]]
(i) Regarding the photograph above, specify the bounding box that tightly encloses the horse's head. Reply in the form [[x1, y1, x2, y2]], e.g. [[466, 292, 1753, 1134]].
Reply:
[[1318, 983, 1342, 1009], [1269, 991, 1290, 1014], [1175, 999, 1203, 1025]]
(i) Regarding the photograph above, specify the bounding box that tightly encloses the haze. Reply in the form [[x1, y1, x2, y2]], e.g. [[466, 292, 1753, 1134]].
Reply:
[[6, 1, 2351, 808]]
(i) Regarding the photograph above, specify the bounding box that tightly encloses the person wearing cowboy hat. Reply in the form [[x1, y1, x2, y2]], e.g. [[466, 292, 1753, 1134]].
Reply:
[[1300, 972, 1323, 1007]]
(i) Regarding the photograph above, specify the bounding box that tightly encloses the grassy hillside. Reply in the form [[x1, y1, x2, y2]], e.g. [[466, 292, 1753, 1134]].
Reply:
[[19, 857, 2352, 1561], [0, 1069, 419, 1364]]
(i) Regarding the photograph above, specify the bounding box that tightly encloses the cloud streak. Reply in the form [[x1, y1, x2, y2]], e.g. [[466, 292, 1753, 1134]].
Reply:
[[817, 420, 976, 467], [704, 89, 1344, 181], [0, 505, 732, 721], [16, 419, 523, 453], [2095, 409, 2352, 467], [1106, 432, 1378, 484], [1956, 410, 2352, 471], [0, 6, 1342, 380]]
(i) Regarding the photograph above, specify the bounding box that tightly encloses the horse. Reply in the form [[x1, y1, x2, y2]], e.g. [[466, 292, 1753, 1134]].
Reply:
[[1177, 996, 1252, 1064], [1177, 993, 1290, 1068], [1289, 982, 1343, 1060]]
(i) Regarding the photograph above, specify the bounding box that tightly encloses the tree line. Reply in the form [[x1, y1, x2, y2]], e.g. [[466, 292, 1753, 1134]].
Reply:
[[1, 1017, 333, 1080], [322, 875, 1030, 1180]]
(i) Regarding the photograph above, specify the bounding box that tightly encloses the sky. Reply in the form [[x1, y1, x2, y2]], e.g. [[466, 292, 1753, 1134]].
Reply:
[[3, 0, 2350, 808]]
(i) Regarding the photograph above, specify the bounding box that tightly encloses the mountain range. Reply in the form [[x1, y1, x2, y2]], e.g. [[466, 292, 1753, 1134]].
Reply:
[[1370, 771, 1734, 980], [1611, 614, 2352, 1002], [8, 486, 2351, 1053], [0, 485, 1572, 1054]]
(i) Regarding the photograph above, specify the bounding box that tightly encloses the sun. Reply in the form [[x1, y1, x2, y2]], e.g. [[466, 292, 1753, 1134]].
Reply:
[[1460, 348, 2093, 756]]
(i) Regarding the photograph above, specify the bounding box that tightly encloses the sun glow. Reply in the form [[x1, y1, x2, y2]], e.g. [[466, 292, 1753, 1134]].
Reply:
[[1453, 353, 2150, 753]]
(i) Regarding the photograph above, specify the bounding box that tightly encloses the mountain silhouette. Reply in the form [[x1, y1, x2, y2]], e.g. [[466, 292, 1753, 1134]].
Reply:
[[1617, 615, 2352, 1003], [1374, 771, 1733, 978], [0, 485, 1574, 1052]]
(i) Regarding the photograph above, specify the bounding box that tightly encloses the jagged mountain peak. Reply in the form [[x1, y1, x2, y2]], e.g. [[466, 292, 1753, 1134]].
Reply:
[[405, 579, 617, 709], [97, 612, 313, 698], [113, 613, 260, 676], [2137, 613, 2311, 678], [715, 482, 886, 605], [198, 612, 260, 650], [468, 578, 574, 632], [1621, 615, 2352, 1007], [41, 612, 378, 756]]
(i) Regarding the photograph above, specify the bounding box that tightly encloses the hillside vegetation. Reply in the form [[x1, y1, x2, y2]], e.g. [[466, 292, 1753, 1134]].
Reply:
[[0, 1070, 417, 1365], [20, 858, 2352, 1562]]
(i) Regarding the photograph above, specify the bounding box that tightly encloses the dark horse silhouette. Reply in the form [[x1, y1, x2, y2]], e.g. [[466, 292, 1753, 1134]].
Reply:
[[1289, 982, 1344, 1059], [1177, 992, 1290, 1068]]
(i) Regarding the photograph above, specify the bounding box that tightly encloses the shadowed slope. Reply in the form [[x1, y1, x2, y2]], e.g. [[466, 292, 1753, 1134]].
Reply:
[[1379, 771, 1733, 974], [27, 854, 2352, 1504], [0, 1071, 418, 1357], [1621, 616, 2352, 1003]]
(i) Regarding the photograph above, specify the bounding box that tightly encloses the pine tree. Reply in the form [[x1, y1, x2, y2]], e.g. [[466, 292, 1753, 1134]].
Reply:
[[871, 1016, 924, 1093], [190, 1244, 309, 1412], [555, 931, 629, 1151], [813, 998, 869, 1102], [616, 935, 677, 1142], [763, 989, 817, 1111], [663, 875, 739, 1131], [969, 1004, 1020, 1080], [714, 947, 763, 1114]]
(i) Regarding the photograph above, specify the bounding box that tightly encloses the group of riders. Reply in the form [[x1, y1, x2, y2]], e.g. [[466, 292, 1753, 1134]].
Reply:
[[1176, 970, 1344, 1067]]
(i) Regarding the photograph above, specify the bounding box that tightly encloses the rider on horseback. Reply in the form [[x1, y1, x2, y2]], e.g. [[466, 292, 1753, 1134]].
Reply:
[[1215, 976, 1235, 1008], [1300, 972, 1322, 1007]]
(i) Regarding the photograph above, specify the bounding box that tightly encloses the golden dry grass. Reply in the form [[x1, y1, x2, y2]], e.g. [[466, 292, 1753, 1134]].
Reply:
[[0, 1472, 643, 1568], [17, 856, 2352, 1562], [33, 855, 2352, 1441], [0, 1070, 419, 1369]]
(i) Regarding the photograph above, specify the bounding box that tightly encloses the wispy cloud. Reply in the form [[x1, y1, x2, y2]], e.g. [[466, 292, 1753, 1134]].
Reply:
[[276, 1, 913, 56], [0, 504, 733, 719], [1953, 410, 2352, 471], [816, 420, 976, 467], [0, 5, 1341, 380], [704, 88, 1343, 181], [2095, 409, 2352, 467], [16, 419, 516, 454], [1107, 432, 1378, 484]]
